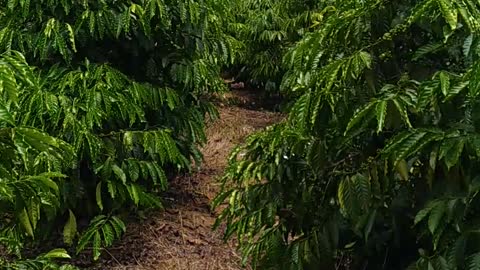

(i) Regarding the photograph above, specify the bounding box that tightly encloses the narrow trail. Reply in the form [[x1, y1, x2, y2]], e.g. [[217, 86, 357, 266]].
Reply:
[[93, 90, 283, 269]]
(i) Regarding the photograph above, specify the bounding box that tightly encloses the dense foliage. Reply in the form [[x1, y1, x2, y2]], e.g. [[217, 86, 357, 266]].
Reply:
[[5, 0, 480, 269], [0, 0, 237, 267], [215, 0, 480, 269], [222, 0, 320, 92]]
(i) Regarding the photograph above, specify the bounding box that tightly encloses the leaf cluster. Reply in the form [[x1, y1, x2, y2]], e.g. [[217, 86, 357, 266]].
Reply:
[[0, 0, 235, 264], [214, 0, 480, 269]]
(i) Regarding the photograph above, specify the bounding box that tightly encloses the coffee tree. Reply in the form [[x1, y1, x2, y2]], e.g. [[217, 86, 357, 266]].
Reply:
[[222, 0, 321, 92], [0, 0, 238, 266], [215, 0, 480, 269]]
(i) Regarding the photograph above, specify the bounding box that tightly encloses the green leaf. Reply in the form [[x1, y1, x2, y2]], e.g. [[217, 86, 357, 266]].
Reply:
[[38, 172, 66, 178], [0, 99, 14, 126], [337, 177, 350, 214], [101, 223, 115, 247], [364, 209, 377, 241], [387, 130, 428, 165], [112, 164, 127, 184], [63, 209, 77, 246], [17, 127, 59, 149], [109, 216, 126, 239], [417, 82, 438, 110], [448, 235, 466, 268], [123, 132, 133, 151], [76, 228, 95, 254], [437, 0, 458, 30], [415, 202, 435, 225], [66, 23, 77, 52], [428, 201, 445, 234], [129, 184, 139, 206], [7, 0, 17, 10], [33, 176, 59, 194], [345, 242, 356, 249], [107, 180, 116, 199], [438, 71, 450, 96], [18, 207, 34, 238], [467, 253, 480, 270], [93, 231, 102, 260], [464, 35, 473, 57], [440, 137, 465, 169], [396, 159, 409, 181], [413, 42, 442, 61], [375, 101, 387, 133], [353, 173, 371, 210], [127, 160, 140, 182], [392, 98, 412, 128], [43, 248, 71, 259], [96, 182, 103, 211], [345, 102, 376, 135], [446, 139, 464, 169], [433, 256, 448, 270], [28, 199, 40, 230]]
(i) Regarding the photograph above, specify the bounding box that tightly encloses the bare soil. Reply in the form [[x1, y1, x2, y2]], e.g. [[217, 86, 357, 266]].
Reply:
[[87, 89, 283, 270]]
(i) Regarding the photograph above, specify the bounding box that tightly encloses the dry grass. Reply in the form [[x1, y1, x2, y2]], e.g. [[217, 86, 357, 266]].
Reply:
[[203, 106, 282, 171]]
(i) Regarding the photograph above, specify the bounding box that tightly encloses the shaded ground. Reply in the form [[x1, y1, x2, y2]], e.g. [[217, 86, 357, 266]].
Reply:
[[88, 89, 283, 269]]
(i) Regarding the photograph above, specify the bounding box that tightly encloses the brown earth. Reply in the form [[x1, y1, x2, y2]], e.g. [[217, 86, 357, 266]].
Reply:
[[86, 89, 283, 270]]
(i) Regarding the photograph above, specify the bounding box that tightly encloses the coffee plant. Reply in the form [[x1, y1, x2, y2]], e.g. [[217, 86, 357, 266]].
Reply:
[[0, 0, 238, 265], [1, 249, 78, 269], [4, 0, 480, 269], [214, 0, 480, 269], [222, 0, 321, 92]]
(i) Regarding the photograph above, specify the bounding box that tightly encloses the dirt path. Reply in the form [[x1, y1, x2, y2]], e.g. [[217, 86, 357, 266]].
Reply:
[[92, 90, 282, 269]]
